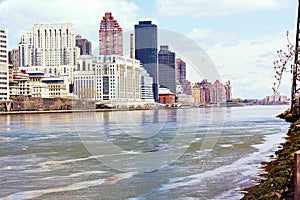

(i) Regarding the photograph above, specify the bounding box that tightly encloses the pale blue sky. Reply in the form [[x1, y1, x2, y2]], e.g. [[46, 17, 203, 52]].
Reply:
[[0, 0, 298, 98]]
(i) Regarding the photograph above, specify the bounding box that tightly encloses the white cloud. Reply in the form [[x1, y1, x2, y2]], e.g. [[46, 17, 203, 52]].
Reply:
[[0, 0, 139, 49], [187, 28, 239, 49], [156, 0, 290, 17]]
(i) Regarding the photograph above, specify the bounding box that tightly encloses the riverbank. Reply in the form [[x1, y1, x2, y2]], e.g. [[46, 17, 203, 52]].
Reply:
[[241, 111, 300, 199]]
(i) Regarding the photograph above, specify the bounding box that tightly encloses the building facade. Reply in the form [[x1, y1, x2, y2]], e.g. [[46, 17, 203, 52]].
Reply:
[[74, 55, 141, 105], [99, 12, 123, 56], [76, 35, 92, 56], [73, 55, 95, 100], [0, 28, 9, 100], [158, 45, 176, 93], [134, 21, 158, 102]]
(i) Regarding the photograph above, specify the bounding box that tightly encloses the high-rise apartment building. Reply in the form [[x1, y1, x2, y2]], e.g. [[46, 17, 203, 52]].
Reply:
[[76, 35, 92, 56], [19, 23, 79, 67], [158, 45, 176, 93], [99, 12, 123, 56], [134, 21, 158, 102], [0, 28, 9, 100]]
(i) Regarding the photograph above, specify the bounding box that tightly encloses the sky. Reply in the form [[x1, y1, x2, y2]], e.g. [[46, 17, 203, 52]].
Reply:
[[0, 0, 298, 99]]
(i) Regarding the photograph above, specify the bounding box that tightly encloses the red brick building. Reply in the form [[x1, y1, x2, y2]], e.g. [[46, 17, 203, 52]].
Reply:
[[99, 12, 123, 56], [159, 87, 175, 104]]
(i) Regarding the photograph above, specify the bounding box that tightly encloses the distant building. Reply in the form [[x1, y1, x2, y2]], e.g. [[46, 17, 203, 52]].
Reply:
[[99, 12, 123, 56], [0, 28, 9, 100], [224, 80, 232, 101], [192, 84, 200, 103], [262, 93, 289, 104], [76, 35, 92, 55], [134, 21, 158, 102], [158, 45, 176, 93], [185, 80, 192, 95], [8, 48, 19, 69], [176, 58, 186, 85], [210, 80, 226, 104]]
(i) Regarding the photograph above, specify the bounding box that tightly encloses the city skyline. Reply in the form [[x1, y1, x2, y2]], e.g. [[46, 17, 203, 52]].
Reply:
[[0, 0, 297, 99]]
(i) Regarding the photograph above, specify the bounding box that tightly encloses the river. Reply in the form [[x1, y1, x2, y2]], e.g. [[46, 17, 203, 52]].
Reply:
[[0, 105, 290, 199]]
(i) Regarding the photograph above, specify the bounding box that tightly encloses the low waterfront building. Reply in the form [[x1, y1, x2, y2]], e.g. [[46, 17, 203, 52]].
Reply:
[[42, 77, 67, 97], [31, 82, 50, 98], [19, 65, 75, 95], [159, 86, 175, 104], [11, 71, 31, 97], [177, 93, 194, 104]]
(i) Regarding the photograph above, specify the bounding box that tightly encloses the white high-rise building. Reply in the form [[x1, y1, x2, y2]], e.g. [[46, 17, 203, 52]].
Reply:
[[19, 31, 33, 67], [19, 23, 79, 67], [0, 28, 9, 100], [18, 23, 80, 95]]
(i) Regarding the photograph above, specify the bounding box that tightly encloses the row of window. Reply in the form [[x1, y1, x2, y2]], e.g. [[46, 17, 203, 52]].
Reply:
[[0, 40, 6, 43], [0, 45, 7, 48]]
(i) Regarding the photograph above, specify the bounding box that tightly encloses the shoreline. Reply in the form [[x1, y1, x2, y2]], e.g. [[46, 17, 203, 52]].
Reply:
[[0, 104, 289, 116], [241, 109, 298, 199]]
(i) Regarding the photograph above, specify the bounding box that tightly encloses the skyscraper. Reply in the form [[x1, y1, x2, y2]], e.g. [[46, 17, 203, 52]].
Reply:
[[99, 12, 123, 56], [158, 45, 176, 93], [76, 35, 92, 55], [0, 28, 9, 100], [134, 21, 158, 102]]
